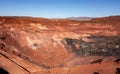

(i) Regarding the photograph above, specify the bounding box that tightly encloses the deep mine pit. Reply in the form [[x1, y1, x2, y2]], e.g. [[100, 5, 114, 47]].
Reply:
[[0, 16, 120, 74]]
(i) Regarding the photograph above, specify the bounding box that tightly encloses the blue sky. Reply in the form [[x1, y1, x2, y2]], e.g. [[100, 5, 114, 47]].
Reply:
[[0, 0, 120, 18]]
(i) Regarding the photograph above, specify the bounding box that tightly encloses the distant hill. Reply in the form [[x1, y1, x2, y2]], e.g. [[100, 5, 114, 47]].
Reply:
[[67, 17, 92, 21], [91, 15, 120, 23]]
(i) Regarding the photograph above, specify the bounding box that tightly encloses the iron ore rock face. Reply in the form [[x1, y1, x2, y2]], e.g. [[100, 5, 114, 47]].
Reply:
[[0, 16, 120, 74], [64, 36, 120, 56]]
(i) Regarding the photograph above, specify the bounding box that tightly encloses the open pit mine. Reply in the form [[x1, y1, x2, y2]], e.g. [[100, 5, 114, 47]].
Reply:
[[0, 16, 120, 74]]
